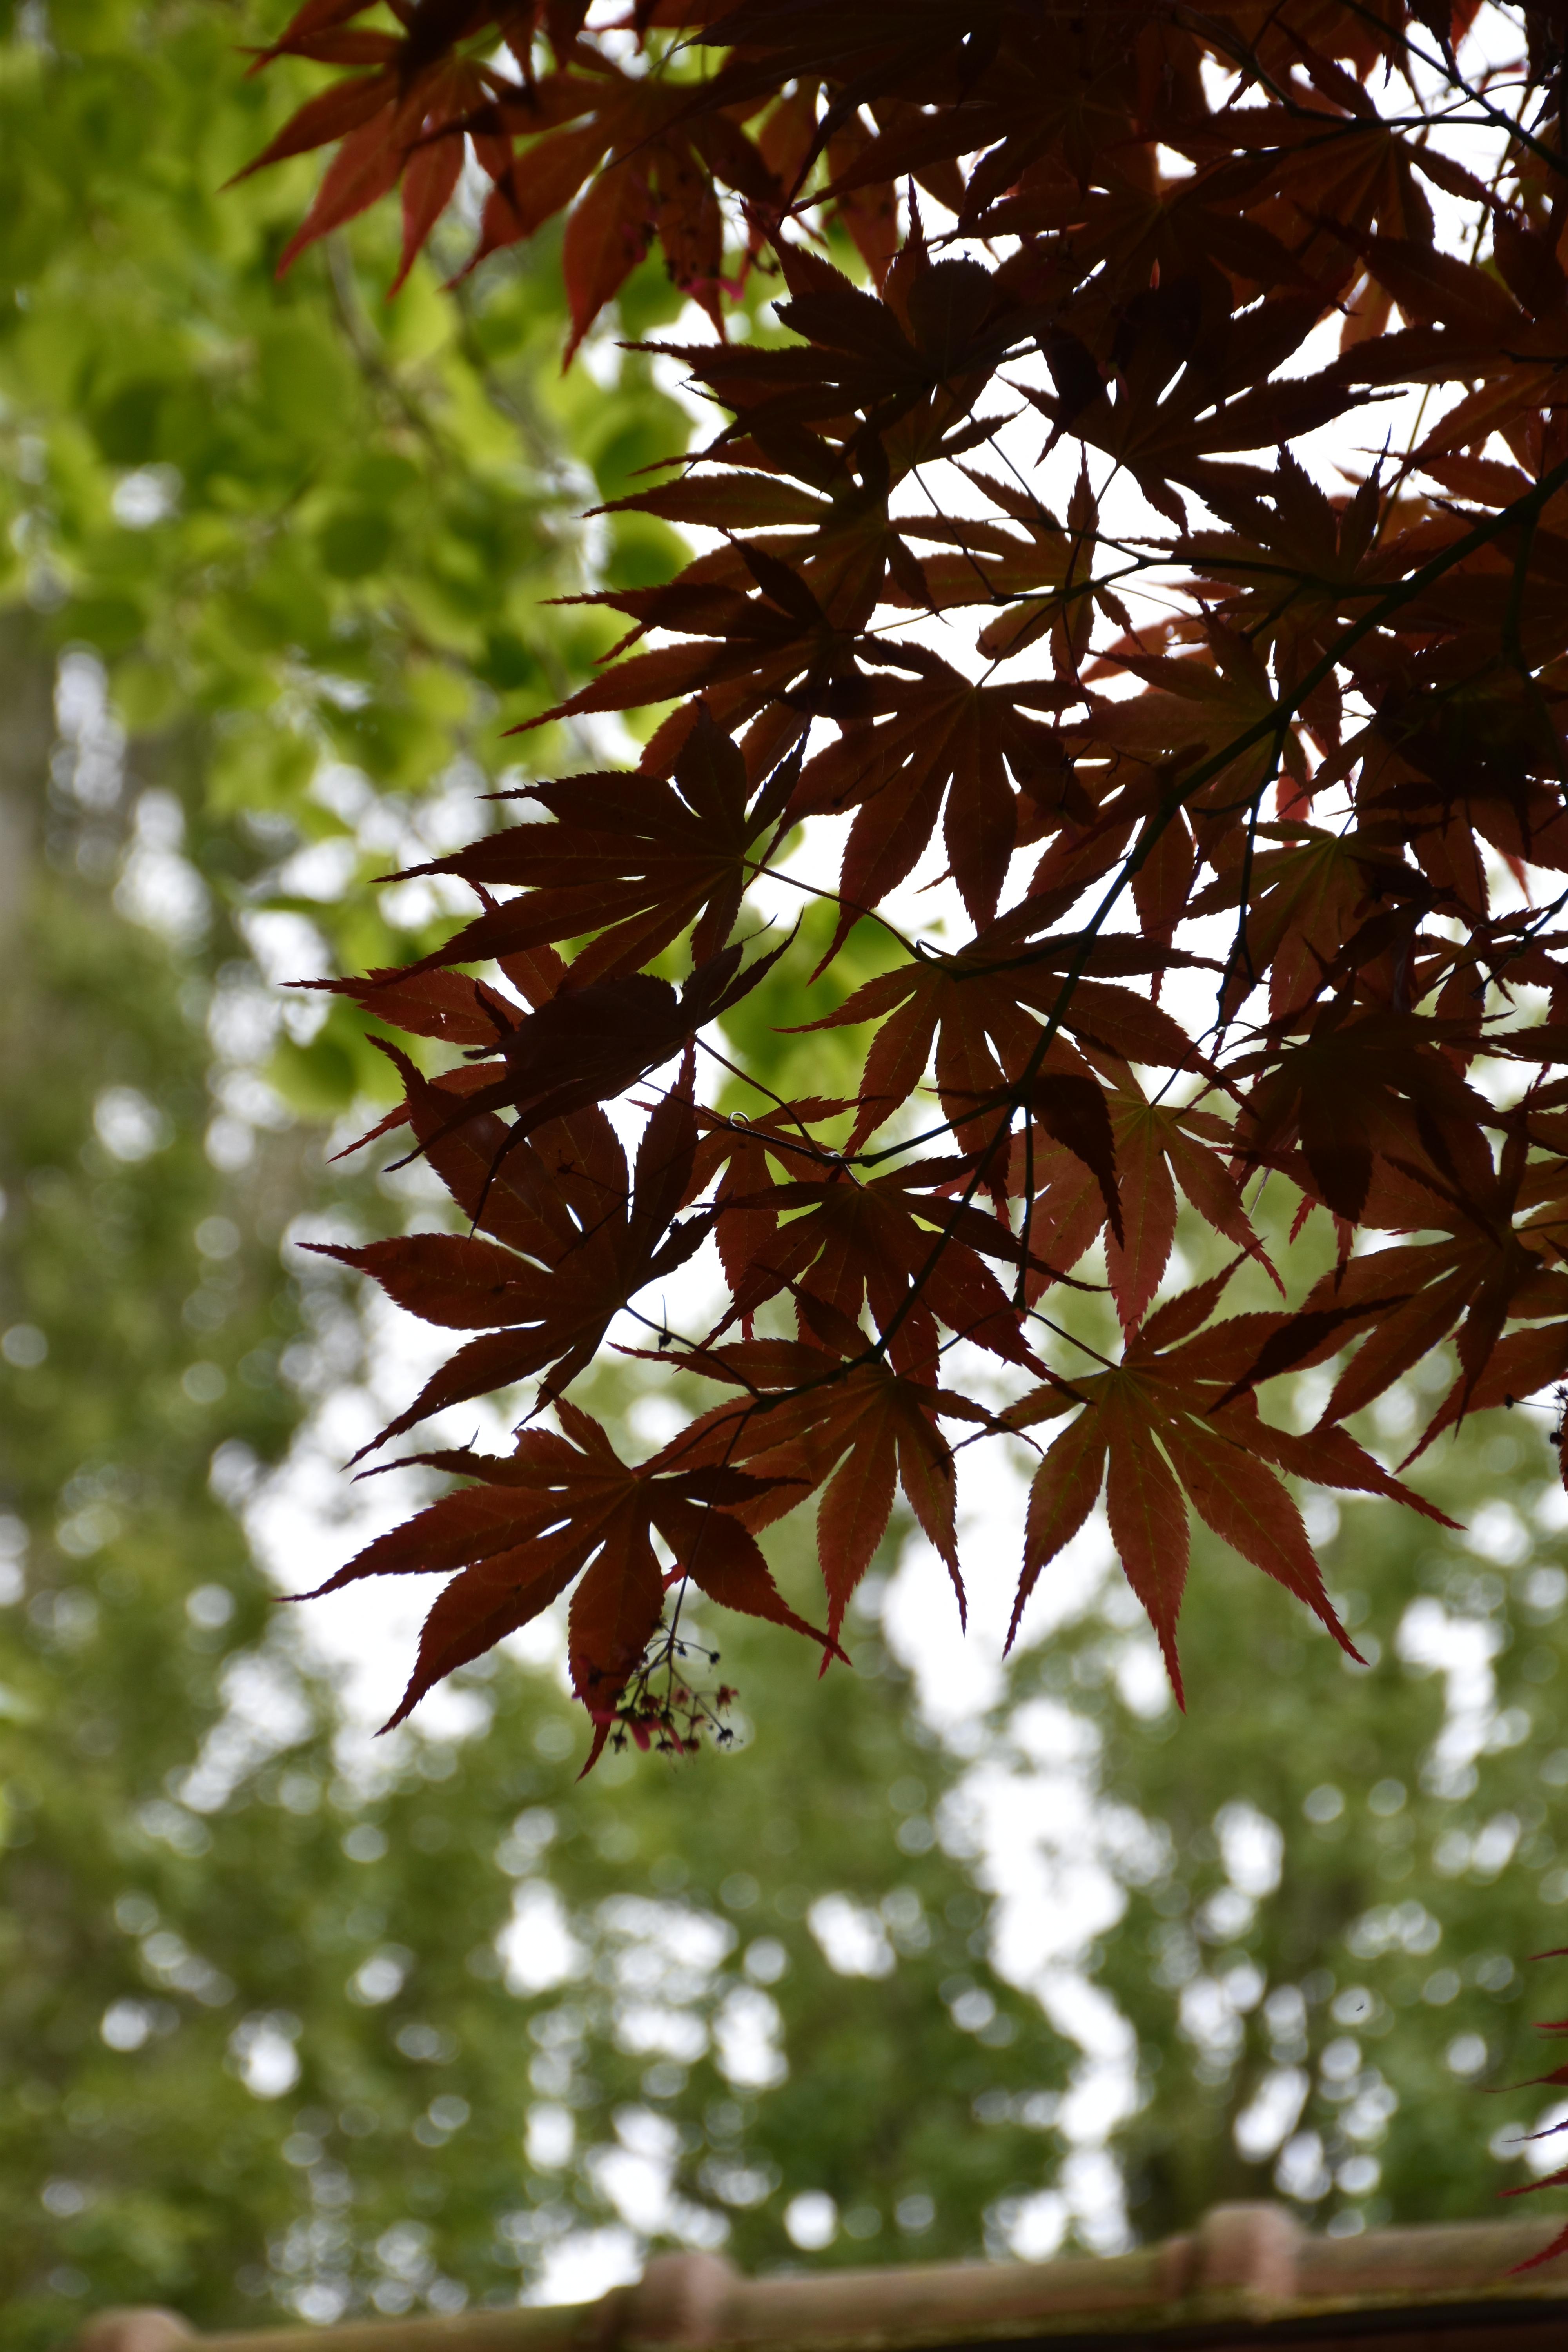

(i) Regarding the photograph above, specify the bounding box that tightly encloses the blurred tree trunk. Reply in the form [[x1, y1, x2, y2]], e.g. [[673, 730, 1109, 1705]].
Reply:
[[0, 616, 52, 936]]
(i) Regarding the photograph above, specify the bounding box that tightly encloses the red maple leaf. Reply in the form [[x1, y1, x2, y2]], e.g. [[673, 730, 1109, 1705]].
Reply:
[[300, 1400, 837, 1740]]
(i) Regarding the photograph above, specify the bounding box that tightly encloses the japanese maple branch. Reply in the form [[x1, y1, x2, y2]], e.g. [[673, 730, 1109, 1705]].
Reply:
[[800, 443, 1568, 1371]]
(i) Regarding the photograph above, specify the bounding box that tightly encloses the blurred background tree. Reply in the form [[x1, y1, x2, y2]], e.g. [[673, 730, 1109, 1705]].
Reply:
[[0, 1, 1073, 2338], [1034, 1441, 1568, 2243], [3, 3, 1568, 2348]]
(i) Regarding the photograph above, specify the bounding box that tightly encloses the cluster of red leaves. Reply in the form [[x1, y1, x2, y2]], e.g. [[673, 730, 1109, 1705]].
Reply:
[[250, 0, 1568, 2241], [257, 0, 1568, 1967]]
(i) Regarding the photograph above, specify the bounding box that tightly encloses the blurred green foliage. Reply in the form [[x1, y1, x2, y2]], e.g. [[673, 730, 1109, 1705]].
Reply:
[[1046, 1430, 1568, 2241], [0, 638, 1072, 2344], [4, 4, 1568, 2345], [0, 9, 1073, 2339], [0, 0, 696, 1044]]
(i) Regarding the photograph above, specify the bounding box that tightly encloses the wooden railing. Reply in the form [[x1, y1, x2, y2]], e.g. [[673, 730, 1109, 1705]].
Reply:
[[68, 2204, 1568, 2352]]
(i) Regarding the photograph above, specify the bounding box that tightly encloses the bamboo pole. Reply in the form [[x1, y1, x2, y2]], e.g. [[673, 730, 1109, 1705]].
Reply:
[[67, 2207, 1568, 2352]]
